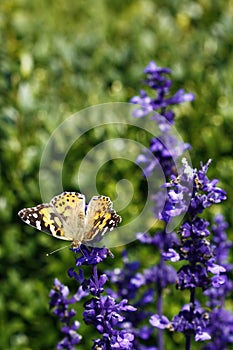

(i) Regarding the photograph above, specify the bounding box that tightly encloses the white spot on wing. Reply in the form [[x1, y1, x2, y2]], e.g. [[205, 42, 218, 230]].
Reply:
[[36, 221, 41, 230]]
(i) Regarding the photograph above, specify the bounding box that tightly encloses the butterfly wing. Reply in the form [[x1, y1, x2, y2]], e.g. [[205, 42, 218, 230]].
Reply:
[[83, 195, 121, 245], [50, 191, 85, 242], [18, 203, 74, 240], [18, 192, 86, 243]]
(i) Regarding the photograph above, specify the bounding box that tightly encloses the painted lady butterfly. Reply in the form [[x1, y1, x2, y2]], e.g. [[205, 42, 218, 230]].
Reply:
[[18, 192, 121, 248]]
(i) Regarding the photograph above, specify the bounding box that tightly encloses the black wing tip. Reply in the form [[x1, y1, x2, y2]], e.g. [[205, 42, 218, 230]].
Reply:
[[18, 209, 24, 218]]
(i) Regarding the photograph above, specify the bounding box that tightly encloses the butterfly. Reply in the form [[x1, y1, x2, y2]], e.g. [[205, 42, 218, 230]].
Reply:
[[18, 192, 121, 248]]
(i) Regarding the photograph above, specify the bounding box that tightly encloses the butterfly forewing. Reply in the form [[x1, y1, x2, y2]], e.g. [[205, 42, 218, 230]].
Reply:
[[18, 203, 73, 240], [83, 195, 121, 244]]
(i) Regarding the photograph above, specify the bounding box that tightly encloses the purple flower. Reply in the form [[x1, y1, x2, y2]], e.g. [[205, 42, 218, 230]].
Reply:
[[110, 331, 135, 349], [188, 161, 227, 217], [150, 314, 170, 329], [211, 214, 232, 270], [203, 309, 233, 349], [203, 215, 233, 348], [162, 248, 180, 262], [57, 321, 82, 350], [160, 159, 227, 297], [88, 270, 108, 296], [205, 215, 233, 304], [131, 90, 154, 118], [78, 262, 137, 348], [83, 295, 136, 340], [106, 250, 160, 348], [180, 218, 210, 238], [50, 256, 137, 349], [72, 245, 109, 266], [93, 331, 135, 350], [151, 304, 211, 342], [84, 296, 123, 330], [137, 136, 190, 178], [177, 264, 209, 290], [49, 278, 83, 349], [131, 61, 194, 124]]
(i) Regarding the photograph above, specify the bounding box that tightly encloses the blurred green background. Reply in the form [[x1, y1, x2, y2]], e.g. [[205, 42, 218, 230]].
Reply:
[[1, 0, 233, 349]]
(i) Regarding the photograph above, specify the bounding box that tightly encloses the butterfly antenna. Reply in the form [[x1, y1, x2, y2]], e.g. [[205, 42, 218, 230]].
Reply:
[[79, 245, 87, 256], [46, 243, 72, 256]]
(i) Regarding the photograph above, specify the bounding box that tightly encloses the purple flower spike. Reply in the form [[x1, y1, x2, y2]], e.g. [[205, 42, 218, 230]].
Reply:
[[151, 304, 211, 342], [203, 309, 233, 349], [49, 278, 83, 349], [130, 61, 231, 349], [202, 215, 233, 348], [84, 295, 136, 347], [172, 304, 210, 340], [131, 60, 194, 124]]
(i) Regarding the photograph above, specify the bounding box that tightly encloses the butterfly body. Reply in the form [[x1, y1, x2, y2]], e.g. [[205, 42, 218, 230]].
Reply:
[[18, 192, 121, 247]]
